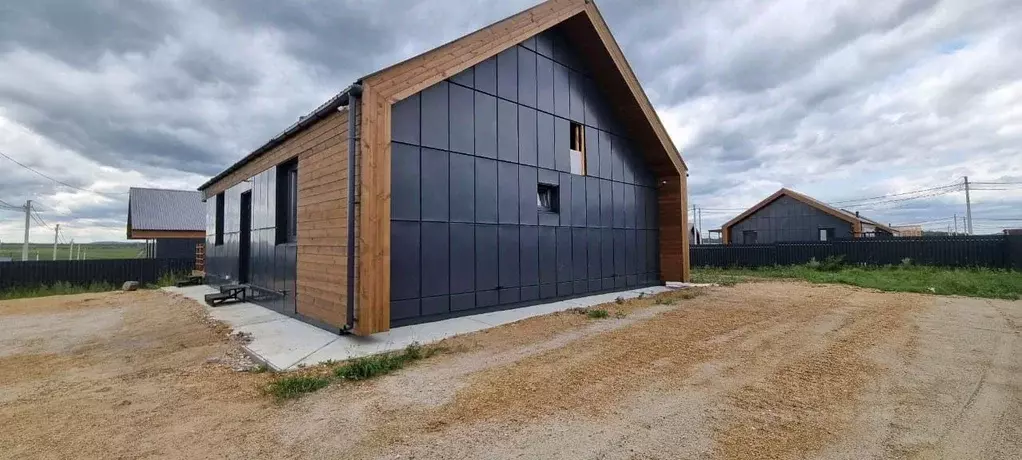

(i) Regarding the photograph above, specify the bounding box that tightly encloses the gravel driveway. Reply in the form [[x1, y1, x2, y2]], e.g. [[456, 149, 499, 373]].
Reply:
[[1, 282, 1019, 459]]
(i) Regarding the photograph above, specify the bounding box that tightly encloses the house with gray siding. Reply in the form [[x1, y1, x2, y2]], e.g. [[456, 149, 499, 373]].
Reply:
[[721, 188, 897, 245], [126, 187, 205, 259], [197, 0, 690, 336]]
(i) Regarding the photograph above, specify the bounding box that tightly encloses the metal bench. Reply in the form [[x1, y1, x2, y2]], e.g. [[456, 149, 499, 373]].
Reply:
[[204, 284, 248, 307]]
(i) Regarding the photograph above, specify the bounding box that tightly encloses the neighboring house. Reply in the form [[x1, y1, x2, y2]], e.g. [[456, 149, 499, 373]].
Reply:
[[197, 0, 690, 336], [1005, 229, 1022, 236], [893, 225, 923, 237], [127, 187, 205, 259], [721, 188, 898, 245]]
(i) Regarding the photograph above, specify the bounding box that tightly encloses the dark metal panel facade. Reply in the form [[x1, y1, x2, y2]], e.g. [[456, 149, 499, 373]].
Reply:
[[388, 26, 660, 326], [205, 164, 297, 315], [154, 238, 203, 259], [728, 195, 854, 244]]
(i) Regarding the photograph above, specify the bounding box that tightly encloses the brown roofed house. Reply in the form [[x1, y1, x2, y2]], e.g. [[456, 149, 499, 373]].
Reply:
[[197, 0, 690, 336]]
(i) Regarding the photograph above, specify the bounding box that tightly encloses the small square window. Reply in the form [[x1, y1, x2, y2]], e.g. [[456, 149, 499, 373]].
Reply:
[[742, 230, 757, 244], [819, 228, 834, 241], [538, 183, 559, 213]]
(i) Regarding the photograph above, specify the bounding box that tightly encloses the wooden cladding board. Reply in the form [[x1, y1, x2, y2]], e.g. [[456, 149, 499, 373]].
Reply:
[[657, 173, 690, 282], [201, 109, 353, 329], [354, 86, 391, 335], [296, 109, 351, 328]]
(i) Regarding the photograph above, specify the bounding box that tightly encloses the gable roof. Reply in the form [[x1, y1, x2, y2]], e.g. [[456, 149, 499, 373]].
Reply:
[[721, 188, 897, 235], [199, 0, 684, 192], [127, 187, 205, 236]]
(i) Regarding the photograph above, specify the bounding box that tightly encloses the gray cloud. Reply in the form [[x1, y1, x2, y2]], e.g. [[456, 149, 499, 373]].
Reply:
[[2, 0, 1022, 242]]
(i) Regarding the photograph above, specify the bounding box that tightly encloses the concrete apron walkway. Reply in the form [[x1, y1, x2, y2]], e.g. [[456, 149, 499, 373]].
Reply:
[[165, 285, 677, 371]]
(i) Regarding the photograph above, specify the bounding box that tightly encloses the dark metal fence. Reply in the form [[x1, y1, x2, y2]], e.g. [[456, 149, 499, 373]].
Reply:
[[692, 236, 1022, 269], [0, 258, 194, 290]]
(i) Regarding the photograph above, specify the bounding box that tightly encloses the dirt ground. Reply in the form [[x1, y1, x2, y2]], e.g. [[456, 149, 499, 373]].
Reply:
[[1, 282, 1020, 460]]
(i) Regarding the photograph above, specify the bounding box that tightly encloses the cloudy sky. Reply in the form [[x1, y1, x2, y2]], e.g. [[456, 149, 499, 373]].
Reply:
[[1, 0, 1020, 244]]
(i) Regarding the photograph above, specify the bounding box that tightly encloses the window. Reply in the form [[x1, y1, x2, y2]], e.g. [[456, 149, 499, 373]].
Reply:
[[276, 159, 299, 244], [214, 193, 225, 246], [819, 228, 835, 241], [569, 121, 586, 175], [537, 183, 559, 213], [742, 230, 757, 244]]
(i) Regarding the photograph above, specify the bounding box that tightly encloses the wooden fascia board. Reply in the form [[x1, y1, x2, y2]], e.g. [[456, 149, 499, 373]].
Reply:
[[129, 230, 206, 239], [582, 3, 686, 175], [354, 84, 392, 336], [365, 0, 587, 102]]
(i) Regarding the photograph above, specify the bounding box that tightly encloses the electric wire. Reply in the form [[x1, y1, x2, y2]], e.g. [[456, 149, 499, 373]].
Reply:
[[0, 150, 124, 197]]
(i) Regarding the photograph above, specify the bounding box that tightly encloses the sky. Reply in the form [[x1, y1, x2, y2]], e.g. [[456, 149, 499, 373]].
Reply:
[[1, 0, 1021, 244]]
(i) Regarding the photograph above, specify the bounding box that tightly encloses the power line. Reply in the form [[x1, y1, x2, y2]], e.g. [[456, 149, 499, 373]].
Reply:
[[825, 181, 960, 205], [31, 208, 52, 230], [0, 198, 22, 209], [840, 187, 961, 209], [0, 150, 124, 197]]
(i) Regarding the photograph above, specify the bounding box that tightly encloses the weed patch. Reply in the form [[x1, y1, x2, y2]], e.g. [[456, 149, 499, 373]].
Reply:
[[265, 375, 331, 400], [587, 309, 610, 319], [334, 343, 442, 381]]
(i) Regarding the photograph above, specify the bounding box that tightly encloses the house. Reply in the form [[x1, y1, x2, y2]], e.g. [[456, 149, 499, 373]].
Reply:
[[720, 188, 897, 245], [1005, 229, 1022, 236], [892, 225, 923, 237], [127, 187, 205, 259], [196, 0, 690, 336]]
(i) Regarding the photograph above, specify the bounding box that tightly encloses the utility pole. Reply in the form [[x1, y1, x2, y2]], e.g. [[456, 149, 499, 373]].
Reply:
[[76, 244, 82, 260], [22, 199, 31, 261], [52, 224, 60, 260], [698, 208, 703, 245], [964, 176, 973, 235], [953, 214, 958, 235], [691, 204, 696, 244], [68, 240, 74, 261]]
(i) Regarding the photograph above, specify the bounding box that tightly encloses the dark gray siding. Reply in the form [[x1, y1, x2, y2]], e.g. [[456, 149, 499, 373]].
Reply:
[[388, 26, 660, 326], [155, 238, 203, 259], [205, 167, 297, 315], [728, 195, 853, 244]]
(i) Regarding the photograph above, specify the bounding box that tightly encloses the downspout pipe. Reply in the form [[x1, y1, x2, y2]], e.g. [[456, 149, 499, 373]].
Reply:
[[343, 83, 363, 333]]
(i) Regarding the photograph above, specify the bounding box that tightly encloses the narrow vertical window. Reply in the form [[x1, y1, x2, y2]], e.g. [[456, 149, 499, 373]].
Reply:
[[569, 121, 585, 175], [214, 193, 225, 246], [277, 159, 299, 244]]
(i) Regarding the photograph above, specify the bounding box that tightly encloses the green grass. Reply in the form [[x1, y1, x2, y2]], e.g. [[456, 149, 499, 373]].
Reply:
[[586, 308, 610, 319], [334, 343, 441, 380], [0, 242, 144, 261], [0, 281, 117, 300], [264, 375, 331, 400], [693, 265, 1022, 300], [0, 270, 189, 300]]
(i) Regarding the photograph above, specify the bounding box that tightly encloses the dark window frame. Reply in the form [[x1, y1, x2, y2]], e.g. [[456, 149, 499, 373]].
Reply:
[[214, 193, 225, 246], [538, 183, 559, 213], [742, 230, 757, 244], [276, 158, 299, 244], [819, 227, 835, 241], [569, 121, 586, 175]]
